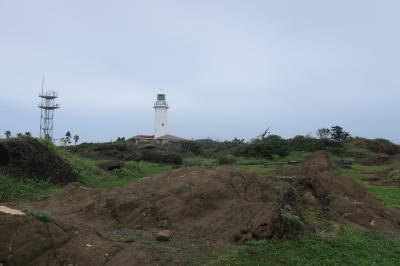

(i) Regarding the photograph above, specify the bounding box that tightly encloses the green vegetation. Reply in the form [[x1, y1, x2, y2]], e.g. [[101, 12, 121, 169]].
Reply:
[[0, 174, 58, 202], [116, 235, 137, 243], [57, 148, 171, 188], [282, 212, 304, 230], [217, 154, 237, 165], [164, 153, 183, 165], [157, 218, 169, 229], [183, 156, 215, 166], [209, 229, 400, 266], [337, 164, 400, 210], [22, 206, 52, 222]]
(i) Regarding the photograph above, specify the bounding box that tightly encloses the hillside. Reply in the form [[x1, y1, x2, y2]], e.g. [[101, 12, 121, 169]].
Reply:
[[1, 137, 400, 265]]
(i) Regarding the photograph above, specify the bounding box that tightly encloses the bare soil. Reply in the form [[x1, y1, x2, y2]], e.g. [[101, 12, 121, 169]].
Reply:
[[1, 152, 400, 265], [280, 151, 400, 234]]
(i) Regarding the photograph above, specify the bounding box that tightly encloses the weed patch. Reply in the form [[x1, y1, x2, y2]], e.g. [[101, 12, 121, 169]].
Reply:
[[208, 229, 400, 265], [22, 206, 52, 222], [0, 175, 58, 202]]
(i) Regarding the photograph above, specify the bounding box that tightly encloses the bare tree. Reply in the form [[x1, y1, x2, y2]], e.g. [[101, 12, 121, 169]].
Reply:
[[260, 127, 271, 140], [316, 128, 331, 139]]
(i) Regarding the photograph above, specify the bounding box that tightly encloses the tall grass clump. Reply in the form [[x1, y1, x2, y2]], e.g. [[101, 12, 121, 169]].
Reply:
[[0, 175, 58, 202]]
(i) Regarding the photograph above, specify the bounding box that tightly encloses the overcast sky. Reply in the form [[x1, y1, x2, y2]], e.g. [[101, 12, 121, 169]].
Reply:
[[1, 0, 399, 143]]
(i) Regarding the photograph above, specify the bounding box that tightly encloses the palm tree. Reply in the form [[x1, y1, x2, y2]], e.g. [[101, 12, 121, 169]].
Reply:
[[65, 131, 72, 145], [16, 133, 23, 138], [4, 130, 11, 139], [73, 135, 79, 146]]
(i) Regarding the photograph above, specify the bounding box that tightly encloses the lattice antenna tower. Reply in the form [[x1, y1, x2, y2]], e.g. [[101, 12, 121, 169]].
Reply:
[[39, 77, 60, 140]]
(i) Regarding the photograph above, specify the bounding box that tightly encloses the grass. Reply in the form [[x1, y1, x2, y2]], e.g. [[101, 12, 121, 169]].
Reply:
[[343, 143, 383, 157], [337, 164, 400, 210], [0, 174, 59, 202], [208, 229, 400, 266], [184, 156, 216, 166], [1, 144, 172, 202], [56, 148, 171, 188], [116, 235, 138, 243], [22, 206, 52, 222]]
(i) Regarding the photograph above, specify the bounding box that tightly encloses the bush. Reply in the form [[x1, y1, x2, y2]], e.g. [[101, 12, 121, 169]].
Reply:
[[157, 218, 169, 229], [0, 175, 57, 202], [165, 153, 183, 165], [218, 155, 237, 165], [22, 206, 52, 222], [181, 141, 202, 155], [115, 162, 142, 178], [282, 212, 304, 230]]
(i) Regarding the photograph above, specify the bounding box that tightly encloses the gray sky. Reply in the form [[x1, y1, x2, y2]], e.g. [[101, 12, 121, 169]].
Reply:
[[1, 0, 399, 143]]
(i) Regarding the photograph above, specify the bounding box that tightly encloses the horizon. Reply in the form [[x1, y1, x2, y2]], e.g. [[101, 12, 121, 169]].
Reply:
[[1, 1, 399, 143]]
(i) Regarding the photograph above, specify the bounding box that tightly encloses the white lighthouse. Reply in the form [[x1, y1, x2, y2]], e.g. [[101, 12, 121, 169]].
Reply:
[[154, 93, 169, 138]]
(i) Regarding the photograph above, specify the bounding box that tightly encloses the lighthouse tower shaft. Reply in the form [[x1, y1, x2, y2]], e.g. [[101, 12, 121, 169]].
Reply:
[[154, 94, 169, 138]]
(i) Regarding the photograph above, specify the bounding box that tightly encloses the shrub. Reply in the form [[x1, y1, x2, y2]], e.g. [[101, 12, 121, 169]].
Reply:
[[165, 153, 183, 165], [282, 212, 304, 230], [157, 218, 169, 229], [181, 141, 202, 155], [115, 162, 142, 178], [23, 206, 52, 222], [218, 155, 237, 165], [0, 175, 57, 202]]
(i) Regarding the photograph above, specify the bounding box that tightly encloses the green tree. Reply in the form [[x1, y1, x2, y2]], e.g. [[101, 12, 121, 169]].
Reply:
[[330, 126, 350, 142], [16, 133, 23, 138], [65, 131, 72, 145], [4, 130, 11, 139], [73, 135, 80, 146], [25, 132, 32, 137]]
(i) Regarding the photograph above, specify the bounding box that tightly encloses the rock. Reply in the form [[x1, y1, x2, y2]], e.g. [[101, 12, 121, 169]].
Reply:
[[0, 206, 25, 215], [156, 230, 172, 241], [303, 192, 317, 205]]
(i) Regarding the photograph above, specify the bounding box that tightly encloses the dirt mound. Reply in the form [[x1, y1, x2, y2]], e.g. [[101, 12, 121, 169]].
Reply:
[[351, 138, 399, 155], [280, 151, 400, 235], [33, 167, 299, 242], [279, 151, 334, 178], [2, 156, 400, 265], [0, 139, 76, 185], [0, 167, 303, 265], [365, 168, 400, 187], [355, 155, 390, 165], [0, 212, 171, 266]]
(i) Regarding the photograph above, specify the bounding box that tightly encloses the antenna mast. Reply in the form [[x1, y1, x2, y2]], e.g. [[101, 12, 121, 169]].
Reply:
[[38, 78, 60, 140]]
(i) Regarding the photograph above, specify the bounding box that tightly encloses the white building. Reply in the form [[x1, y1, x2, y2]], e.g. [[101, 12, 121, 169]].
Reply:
[[130, 93, 186, 144], [154, 93, 169, 138]]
